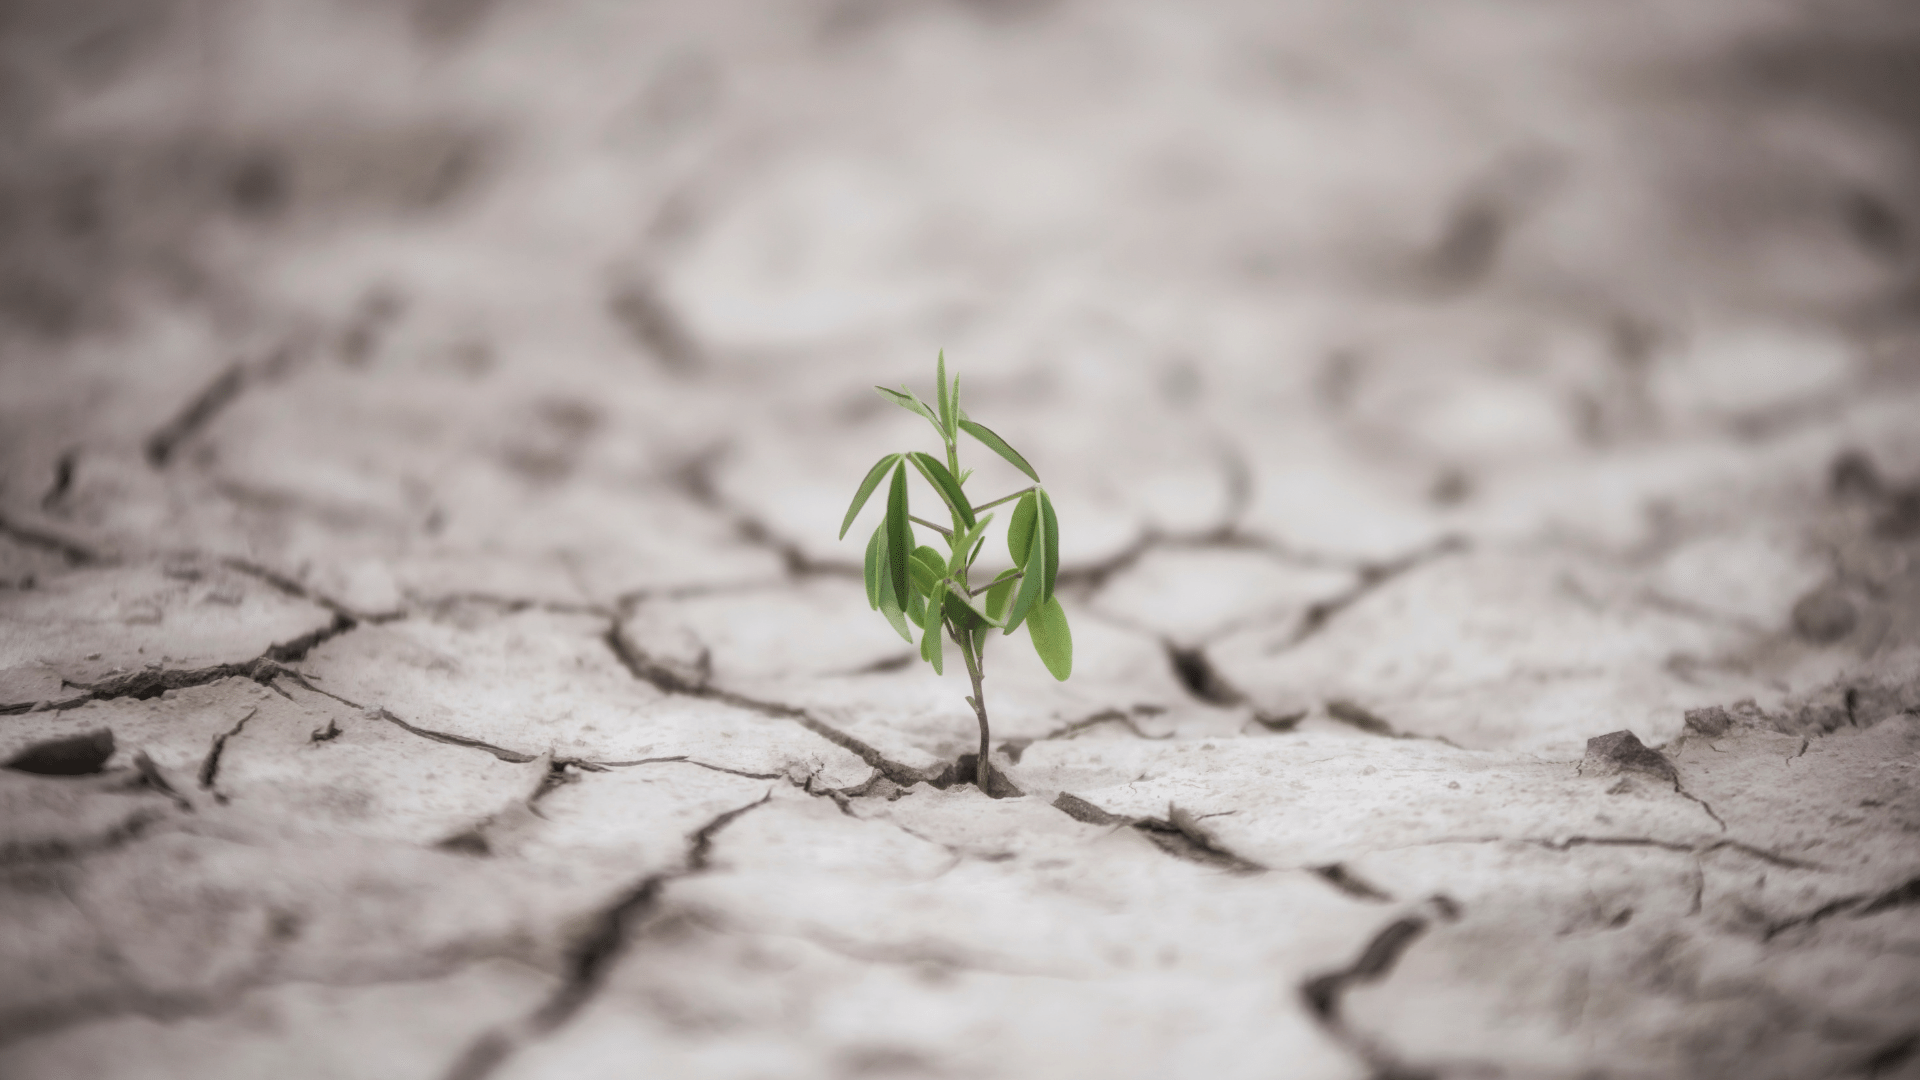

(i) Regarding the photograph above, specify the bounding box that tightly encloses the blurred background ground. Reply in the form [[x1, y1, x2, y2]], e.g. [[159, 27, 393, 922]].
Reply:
[[2, 1, 1919, 1078]]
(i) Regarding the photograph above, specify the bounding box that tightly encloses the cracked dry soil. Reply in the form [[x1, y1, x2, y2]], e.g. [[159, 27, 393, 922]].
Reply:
[[5, 1, 1920, 1078]]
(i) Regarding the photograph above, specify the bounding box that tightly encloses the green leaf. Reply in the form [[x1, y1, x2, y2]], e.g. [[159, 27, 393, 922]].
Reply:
[[957, 419, 1040, 483], [884, 462, 911, 609], [920, 578, 946, 674], [875, 542, 914, 643], [906, 546, 943, 598], [907, 452, 976, 530], [874, 386, 936, 424], [946, 512, 994, 574], [840, 453, 902, 540], [1003, 496, 1046, 634], [1039, 487, 1060, 603], [944, 582, 1005, 629], [1007, 491, 1037, 565], [863, 525, 884, 610], [936, 351, 954, 440], [1026, 595, 1073, 680], [983, 569, 1019, 621]]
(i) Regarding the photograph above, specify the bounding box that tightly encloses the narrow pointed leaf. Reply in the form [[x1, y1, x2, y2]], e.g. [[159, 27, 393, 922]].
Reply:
[[1003, 498, 1046, 634], [841, 453, 902, 539], [907, 452, 975, 529], [947, 512, 994, 574], [958, 419, 1040, 483], [1039, 487, 1060, 603], [936, 351, 953, 438], [920, 579, 946, 674], [863, 525, 884, 610], [875, 382, 933, 420], [983, 569, 1019, 621], [1007, 491, 1038, 565], [874, 386, 938, 426], [884, 463, 911, 609], [1026, 595, 1073, 680], [875, 543, 914, 643]]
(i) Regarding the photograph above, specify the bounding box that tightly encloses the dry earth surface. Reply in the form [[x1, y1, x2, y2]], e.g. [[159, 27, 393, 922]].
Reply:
[[3, 1, 1920, 1078]]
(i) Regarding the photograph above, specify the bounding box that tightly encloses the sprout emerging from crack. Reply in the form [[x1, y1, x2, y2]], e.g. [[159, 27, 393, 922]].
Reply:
[[840, 352, 1072, 792]]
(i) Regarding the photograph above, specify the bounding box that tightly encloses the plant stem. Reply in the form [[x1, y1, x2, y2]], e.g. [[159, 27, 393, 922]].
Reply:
[[958, 624, 992, 792], [970, 485, 1037, 515], [908, 514, 953, 538]]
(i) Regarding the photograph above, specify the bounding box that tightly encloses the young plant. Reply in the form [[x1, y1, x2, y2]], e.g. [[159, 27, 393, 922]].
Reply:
[[839, 353, 1073, 792]]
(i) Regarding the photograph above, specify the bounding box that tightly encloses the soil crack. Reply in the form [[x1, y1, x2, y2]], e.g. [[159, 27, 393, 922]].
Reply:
[[440, 792, 775, 1080]]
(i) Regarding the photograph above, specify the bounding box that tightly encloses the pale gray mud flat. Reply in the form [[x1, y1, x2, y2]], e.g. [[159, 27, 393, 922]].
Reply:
[[3, 2, 1919, 1078]]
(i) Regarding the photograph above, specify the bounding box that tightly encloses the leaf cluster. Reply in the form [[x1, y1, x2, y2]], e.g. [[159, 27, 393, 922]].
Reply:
[[841, 353, 1071, 681]]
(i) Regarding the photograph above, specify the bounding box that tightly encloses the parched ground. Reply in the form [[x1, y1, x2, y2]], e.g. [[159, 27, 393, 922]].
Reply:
[[3, 1, 1920, 1078]]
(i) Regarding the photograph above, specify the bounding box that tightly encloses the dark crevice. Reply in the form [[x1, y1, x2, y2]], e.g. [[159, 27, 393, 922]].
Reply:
[[1300, 896, 1463, 1080], [145, 362, 247, 468], [590, 756, 782, 780], [1766, 874, 1920, 940], [0, 805, 169, 866], [369, 708, 540, 765], [1136, 805, 1265, 873], [669, 449, 860, 579], [196, 706, 257, 794], [840, 651, 916, 675], [413, 592, 613, 620], [2, 659, 284, 715], [1313, 863, 1395, 903], [1050, 793, 1263, 873], [221, 557, 411, 624], [1388, 833, 1819, 870], [602, 620, 929, 786], [265, 612, 359, 663], [999, 706, 1172, 763], [1165, 643, 1245, 706], [608, 275, 703, 373], [1276, 536, 1466, 651], [1322, 700, 1461, 746], [40, 449, 76, 511], [1, 598, 362, 714], [0, 511, 100, 566], [441, 792, 774, 1080]]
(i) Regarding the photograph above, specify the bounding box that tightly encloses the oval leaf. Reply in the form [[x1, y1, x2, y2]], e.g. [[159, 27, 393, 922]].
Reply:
[[920, 579, 946, 674], [840, 453, 902, 540], [957, 419, 1040, 483], [875, 544, 915, 643], [907, 452, 975, 530], [1026, 595, 1073, 681], [863, 524, 884, 610], [1007, 491, 1037, 566], [906, 547, 942, 598], [1039, 487, 1060, 603], [1003, 497, 1047, 634], [884, 462, 912, 608]]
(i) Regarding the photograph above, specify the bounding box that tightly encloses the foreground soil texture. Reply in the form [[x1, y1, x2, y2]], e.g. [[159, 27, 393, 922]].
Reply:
[[2, 1, 1918, 1077]]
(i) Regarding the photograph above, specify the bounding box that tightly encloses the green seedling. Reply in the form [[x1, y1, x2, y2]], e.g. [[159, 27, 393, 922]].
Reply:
[[840, 352, 1072, 792]]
